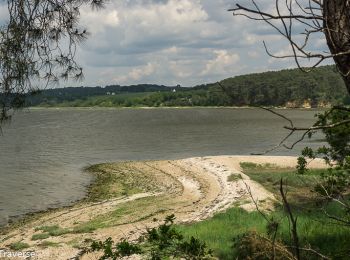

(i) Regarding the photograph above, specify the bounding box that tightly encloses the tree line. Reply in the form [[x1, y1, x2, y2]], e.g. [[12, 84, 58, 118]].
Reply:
[[26, 65, 349, 108]]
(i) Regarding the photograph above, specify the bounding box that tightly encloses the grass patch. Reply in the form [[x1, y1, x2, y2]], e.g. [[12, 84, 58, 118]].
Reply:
[[240, 162, 325, 204], [35, 225, 60, 233], [178, 163, 350, 259], [240, 162, 277, 170], [72, 225, 96, 234], [48, 227, 70, 236], [9, 241, 30, 251], [84, 163, 157, 202], [31, 233, 50, 241], [178, 207, 265, 259], [38, 241, 61, 248], [179, 201, 350, 259], [34, 225, 70, 237], [73, 196, 170, 233], [29, 197, 169, 237], [66, 238, 82, 249], [227, 173, 242, 182]]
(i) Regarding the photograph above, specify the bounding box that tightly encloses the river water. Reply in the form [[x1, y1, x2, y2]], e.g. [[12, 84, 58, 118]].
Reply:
[[0, 108, 324, 226]]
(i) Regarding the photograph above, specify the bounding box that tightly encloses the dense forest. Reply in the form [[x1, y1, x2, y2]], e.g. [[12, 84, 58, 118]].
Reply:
[[26, 65, 349, 108]]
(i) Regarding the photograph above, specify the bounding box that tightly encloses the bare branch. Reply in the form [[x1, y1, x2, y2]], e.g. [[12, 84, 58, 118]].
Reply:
[[229, 4, 322, 20], [284, 119, 350, 131], [230, 0, 350, 91], [287, 246, 331, 260], [280, 179, 301, 260]]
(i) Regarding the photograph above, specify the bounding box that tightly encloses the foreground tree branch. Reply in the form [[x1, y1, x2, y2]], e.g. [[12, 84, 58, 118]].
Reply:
[[0, 0, 105, 121], [230, 0, 350, 93]]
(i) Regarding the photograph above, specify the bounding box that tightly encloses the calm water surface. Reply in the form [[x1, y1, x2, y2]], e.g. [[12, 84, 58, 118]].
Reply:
[[0, 108, 324, 226]]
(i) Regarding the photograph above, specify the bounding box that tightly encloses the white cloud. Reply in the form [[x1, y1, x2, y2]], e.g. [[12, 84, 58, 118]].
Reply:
[[62, 0, 332, 87], [81, 8, 120, 33], [117, 0, 208, 49], [201, 50, 240, 76], [113, 62, 158, 83]]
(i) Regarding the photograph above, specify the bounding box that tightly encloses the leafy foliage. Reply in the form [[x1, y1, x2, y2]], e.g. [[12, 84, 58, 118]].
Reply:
[[145, 214, 212, 259], [297, 107, 350, 226], [91, 238, 142, 259], [316, 108, 350, 164], [88, 215, 213, 259], [217, 65, 347, 107], [0, 0, 105, 121]]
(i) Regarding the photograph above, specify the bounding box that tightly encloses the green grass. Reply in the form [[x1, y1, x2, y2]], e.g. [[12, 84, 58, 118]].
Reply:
[[178, 208, 265, 259], [72, 196, 169, 233], [35, 225, 60, 233], [38, 241, 61, 248], [240, 162, 325, 205], [33, 225, 70, 240], [35, 225, 70, 236], [66, 238, 83, 249], [227, 173, 242, 182], [179, 205, 350, 259], [32, 224, 91, 239], [178, 163, 350, 259], [9, 241, 30, 251], [72, 225, 97, 234], [31, 233, 50, 241], [84, 163, 152, 202]]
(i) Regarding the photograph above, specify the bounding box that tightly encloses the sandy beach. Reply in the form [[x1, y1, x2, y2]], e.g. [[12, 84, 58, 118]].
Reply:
[[0, 155, 326, 260]]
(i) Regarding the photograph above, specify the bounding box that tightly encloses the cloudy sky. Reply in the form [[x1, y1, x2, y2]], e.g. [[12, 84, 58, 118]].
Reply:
[[17, 0, 333, 88]]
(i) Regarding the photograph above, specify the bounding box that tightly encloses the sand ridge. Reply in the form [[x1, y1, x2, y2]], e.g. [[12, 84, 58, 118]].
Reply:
[[0, 156, 326, 260]]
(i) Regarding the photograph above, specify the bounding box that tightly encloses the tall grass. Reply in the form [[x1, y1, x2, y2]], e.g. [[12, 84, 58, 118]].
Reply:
[[178, 208, 265, 259], [178, 163, 350, 259]]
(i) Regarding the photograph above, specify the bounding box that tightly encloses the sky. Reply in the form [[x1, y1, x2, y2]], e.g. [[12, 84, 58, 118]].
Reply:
[[79, 0, 283, 87], [2, 0, 332, 88]]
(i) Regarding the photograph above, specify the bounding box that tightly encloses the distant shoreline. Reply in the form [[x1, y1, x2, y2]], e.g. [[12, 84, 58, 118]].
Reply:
[[27, 106, 326, 110]]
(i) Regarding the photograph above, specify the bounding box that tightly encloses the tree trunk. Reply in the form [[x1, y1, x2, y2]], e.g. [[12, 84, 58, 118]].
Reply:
[[323, 0, 350, 95]]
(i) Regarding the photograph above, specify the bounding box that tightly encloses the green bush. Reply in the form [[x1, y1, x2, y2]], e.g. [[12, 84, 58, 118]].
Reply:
[[89, 215, 213, 259]]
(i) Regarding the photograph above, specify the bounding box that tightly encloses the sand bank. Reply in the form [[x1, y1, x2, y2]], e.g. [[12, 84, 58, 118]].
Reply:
[[0, 155, 326, 260]]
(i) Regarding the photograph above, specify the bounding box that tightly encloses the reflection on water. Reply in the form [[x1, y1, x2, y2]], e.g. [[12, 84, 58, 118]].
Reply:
[[0, 108, 324, 226]]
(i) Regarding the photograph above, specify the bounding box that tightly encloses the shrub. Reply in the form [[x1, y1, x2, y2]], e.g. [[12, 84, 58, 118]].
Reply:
[[234, 231, 294, 260]]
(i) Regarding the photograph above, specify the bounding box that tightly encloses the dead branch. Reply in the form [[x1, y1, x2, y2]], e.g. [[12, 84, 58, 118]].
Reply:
[[257, 106, 349, 154], [280, 179, 301, 260], [229, 4, 322, 20], [229, 0, 350, 87], [243, 180, 281, 260], [243, 181, 272, 222], [287, 246, 331, 260], [284, 119, 350, 131]]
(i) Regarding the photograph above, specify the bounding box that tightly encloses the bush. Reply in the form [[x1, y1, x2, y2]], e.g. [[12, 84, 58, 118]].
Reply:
[[88, 215, 213, 260], [91, 237, 141, 259], [234, 231, 294, 260]]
